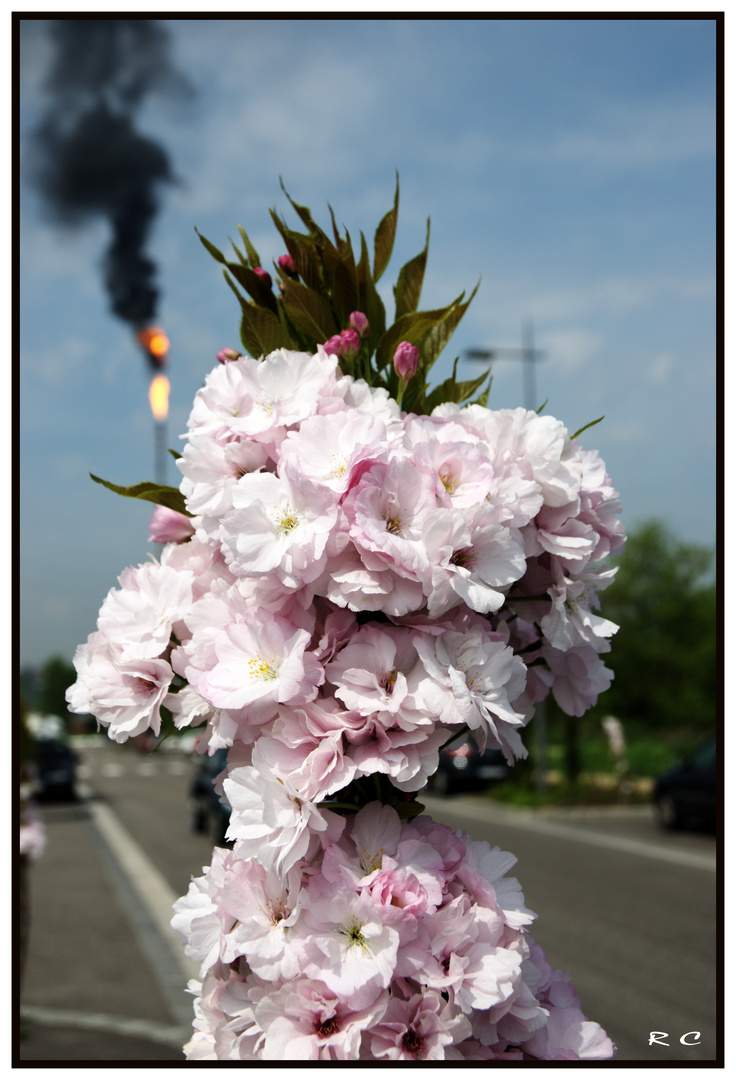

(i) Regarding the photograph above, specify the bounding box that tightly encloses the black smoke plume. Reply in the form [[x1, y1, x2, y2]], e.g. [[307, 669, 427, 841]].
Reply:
[[28, 19, 190, 327]]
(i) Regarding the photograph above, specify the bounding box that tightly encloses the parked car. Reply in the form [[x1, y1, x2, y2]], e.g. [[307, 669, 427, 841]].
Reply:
[[430, 733, 510, 796], [188, 747, 231, 845], [652, 735, 717, 831], [34, 738, 77, 801]]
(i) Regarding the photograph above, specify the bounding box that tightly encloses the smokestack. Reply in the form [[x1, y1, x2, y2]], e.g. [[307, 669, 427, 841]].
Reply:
[[26, 19, 190, 330]]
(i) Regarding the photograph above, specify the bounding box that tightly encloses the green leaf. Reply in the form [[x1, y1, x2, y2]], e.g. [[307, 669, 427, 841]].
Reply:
[[393, 219, 430, 320], [375, 296, 466, 372], [394, 798, 426, 820], [420, 358, 491, 415], [423, 357, 464, 413], [237, 224, 261, 269], [321, 226, 347, 278], [239, 303, 296, 357], [332, 252, 361, 322], [400, 369, 428, 413], [229, 238, 248, 267], [571, 415, 605, 440], [536, 398, 549, 415], [223, 268, 248, 313], [279, 179, 331, 247], [328, 203, 353, 254], [356, 232, 386, 355], [269, 211, 325, 292], [326, 205, 355, 263], [451, 366, 492, 405], [168, 448, 182, 461], [419, 279, 480, 373], [195, 228, 227, 264], [282, 279, 339, 343], [226, 261, 278, 312], [90, 475, 192, 517], [373, 172, 399, 282], [474, 372, 493, 408], [424, 356, 460, 412], [328, 203, 343, 247], [277, 304, 320, 355]]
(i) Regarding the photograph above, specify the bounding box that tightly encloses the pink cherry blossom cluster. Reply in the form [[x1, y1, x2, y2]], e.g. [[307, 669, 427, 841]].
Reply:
[[172, 801, 614, 1061], [66, 345, 623, 1060], [68, 345, 624, 763]]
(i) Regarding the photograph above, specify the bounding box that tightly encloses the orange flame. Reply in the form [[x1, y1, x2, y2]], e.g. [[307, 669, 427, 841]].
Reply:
[[137, 325, 169, 362], [149, 374, 170, 422]]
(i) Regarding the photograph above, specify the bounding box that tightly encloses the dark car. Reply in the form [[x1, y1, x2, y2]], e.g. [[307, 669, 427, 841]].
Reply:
[[188, 747, 231, 845], [34, 738, 77, 801], [431, 733, 510, 796], [652, 735, 717, 831]]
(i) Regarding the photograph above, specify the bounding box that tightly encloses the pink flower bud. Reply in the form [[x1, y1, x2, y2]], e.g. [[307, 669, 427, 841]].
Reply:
[[323, 328, 360, 360], [393, 341, 419, 379], [148, 505, 195, 544], [349, 311, 369, 337], [217, 347, 241, 363], [253, 267, 272, 288], [340, 328, 361, 357], [323, 334, 344, 357], [278, 254, 297, 277]]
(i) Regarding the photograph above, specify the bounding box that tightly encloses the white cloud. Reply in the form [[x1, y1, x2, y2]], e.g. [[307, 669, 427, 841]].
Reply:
[[595, 417, 647, 445], [530, 273, 714, 323], [164, 31, 388, 221], [545, 99, 716, 169], [542, 327, 604, 372], [404, 93, 715, 182], [19, 334, 93, 386], [16, 18, 717, 667], [51, 451, 92, 483], [647, 351, 675, 386], [20, 213, 109, 285]]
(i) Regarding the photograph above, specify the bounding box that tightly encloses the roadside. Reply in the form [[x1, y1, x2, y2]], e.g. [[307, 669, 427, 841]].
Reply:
[[422, 790, 717, 872], [17, 794, 194, 1062], [17, 740, 716, 1063]]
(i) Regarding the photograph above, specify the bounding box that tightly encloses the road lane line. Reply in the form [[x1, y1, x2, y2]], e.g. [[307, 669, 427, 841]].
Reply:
[[87, 798, 200, 979], [85, 796, 200, 1028], [20, 1005, 190, 1050], [100, 762, 125, 778], [422, 796, 717, 872]]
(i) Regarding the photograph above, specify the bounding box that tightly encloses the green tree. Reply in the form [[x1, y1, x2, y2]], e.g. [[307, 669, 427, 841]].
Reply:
[[19, 667, 40, 711], [595, 520, 717, 735], [37, 655, 77, 730]]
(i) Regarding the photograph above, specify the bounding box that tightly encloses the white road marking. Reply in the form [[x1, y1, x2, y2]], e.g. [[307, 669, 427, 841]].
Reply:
[[90, 758, 190, 778], [20, 1005, 190, 1049], [100, 762, 125, 778], [422, 795, 717, 872], [86, 799, 200, 983], [20, 1002, 189, 1045]]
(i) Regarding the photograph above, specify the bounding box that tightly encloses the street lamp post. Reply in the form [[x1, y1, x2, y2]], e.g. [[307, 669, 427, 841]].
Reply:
[[466, 319, 549, 793], [465, 318, 543, 413]]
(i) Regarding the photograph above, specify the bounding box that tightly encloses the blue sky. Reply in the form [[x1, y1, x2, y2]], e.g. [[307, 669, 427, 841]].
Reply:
[[18, 16, 718, 669]]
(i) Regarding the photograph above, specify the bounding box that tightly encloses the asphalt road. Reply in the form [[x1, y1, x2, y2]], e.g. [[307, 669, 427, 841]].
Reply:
[[421, 793, 719, 1063], [19, 740, 720, 1063]]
